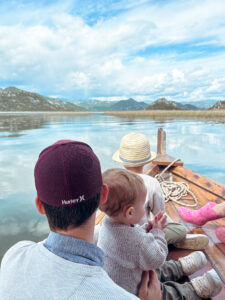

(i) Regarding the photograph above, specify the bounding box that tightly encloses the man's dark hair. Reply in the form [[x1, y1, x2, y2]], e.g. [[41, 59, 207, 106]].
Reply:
[[41, 193, 101, 230]]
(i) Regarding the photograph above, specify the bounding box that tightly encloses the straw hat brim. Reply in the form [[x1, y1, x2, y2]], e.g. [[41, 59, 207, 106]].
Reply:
[[112, 149, 157, 167]]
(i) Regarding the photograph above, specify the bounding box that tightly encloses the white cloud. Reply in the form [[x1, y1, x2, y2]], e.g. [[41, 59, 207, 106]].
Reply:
[[189, 88, 204, 100], [66, 72, 90, 89], [0, 0, 225, 101], [99, 59, 124, 76], [190, 69, 209, 78], [206, 77, 225, 92], [172, 69, 185, 83]]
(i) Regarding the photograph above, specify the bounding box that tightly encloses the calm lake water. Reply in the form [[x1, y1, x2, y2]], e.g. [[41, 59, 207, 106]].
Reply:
[[0, 112, 225, 261]]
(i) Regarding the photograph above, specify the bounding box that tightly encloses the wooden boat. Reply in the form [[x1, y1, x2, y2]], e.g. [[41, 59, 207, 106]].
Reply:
[[96, 128, 225, 299]]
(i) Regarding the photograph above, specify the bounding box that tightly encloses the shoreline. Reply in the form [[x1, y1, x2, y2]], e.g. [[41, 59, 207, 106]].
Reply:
[[0, 110, 225, 119], [104, 110, 225, 119], [0, 111, 93, 115]]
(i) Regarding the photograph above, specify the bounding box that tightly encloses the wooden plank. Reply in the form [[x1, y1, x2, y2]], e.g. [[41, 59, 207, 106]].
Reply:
[[154, 128, 183, 166], [172, 166, 225, 200], [173, 172, 225, 209], [95, 210, 105, 225], [214, 285, 225, 300], [152, 154, 183, 166], [157, 128, 166, 155], [143, 163, 160, 176]]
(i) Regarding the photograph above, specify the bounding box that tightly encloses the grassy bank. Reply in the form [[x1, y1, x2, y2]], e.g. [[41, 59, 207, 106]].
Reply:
[[104, 110, 225, 119]]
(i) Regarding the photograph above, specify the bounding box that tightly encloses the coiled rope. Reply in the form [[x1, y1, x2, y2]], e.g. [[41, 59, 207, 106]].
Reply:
[[155, 159, 198, 207]]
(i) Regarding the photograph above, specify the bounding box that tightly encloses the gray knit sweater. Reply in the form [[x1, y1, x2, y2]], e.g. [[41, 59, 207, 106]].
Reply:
[[0, 240, 138, 300], [97, 216, 168, 295]]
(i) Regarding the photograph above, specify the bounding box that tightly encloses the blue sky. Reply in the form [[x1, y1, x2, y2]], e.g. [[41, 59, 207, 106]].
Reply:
[[0, 0, 225, 102]]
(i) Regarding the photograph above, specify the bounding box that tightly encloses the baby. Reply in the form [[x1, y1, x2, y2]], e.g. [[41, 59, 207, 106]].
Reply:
[[112, 132, 209, 249], [97, 168, 222, 299]]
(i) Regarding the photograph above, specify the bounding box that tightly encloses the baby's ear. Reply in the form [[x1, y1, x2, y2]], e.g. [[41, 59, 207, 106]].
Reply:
[[124, 206, 134, 219], [99, 183, 108, 206]]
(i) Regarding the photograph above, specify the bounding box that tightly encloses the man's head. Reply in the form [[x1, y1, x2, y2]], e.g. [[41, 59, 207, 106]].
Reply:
[[34, 140, 105, 231], [100, 168, 146, 225]]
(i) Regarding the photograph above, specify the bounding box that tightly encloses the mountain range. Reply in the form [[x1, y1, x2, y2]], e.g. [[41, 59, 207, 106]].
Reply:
[[73, 98, 218, 111], [109, 98, 149, 111], [0, 87, 224, 112], [72, 98, 148, 111]]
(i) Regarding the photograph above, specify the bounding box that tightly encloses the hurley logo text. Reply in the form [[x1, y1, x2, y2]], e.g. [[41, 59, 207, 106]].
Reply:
[[61, 195, 85, 205]]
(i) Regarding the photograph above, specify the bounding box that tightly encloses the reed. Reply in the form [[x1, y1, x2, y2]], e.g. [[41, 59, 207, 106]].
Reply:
[[104, 110, 225, 119]]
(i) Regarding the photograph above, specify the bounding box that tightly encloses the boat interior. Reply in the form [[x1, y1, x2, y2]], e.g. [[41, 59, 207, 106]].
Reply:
[[95, 128, 225, 299]]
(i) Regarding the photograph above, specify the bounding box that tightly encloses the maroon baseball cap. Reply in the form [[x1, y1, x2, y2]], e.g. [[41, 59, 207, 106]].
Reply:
[[34, 140, 102, 207]]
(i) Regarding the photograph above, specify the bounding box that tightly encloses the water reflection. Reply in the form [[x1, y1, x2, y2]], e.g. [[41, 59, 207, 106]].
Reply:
[[0, 113, 92, 134], [0, 217, 49, 261], [112, 114, 225, 125], [0, 114, 47, 133], [0, 113, 225, 262]]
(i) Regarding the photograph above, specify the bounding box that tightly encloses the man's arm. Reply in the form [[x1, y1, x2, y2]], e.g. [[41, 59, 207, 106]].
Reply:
[[138, 270, 162, 300]]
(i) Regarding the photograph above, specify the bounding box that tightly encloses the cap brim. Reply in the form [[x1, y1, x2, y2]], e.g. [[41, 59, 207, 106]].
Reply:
[[112, 149, 157, 167]]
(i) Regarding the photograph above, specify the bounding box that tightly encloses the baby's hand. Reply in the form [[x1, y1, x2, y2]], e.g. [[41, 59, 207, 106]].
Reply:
[[145, 220, 153, 233], [151, 211, 168, 230]]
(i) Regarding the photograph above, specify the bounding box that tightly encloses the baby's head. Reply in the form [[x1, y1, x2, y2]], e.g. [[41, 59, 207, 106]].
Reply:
[[100, 168, 146, 225]]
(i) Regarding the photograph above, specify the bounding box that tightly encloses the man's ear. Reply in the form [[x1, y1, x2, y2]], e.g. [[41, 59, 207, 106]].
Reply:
[[35, 196, 46, 215], [99, 184, 108, 206]]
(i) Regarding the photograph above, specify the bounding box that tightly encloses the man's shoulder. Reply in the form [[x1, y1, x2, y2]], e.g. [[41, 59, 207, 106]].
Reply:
[[1, 240, 39, 267], [3, 240, 37, 254], [0, 243, 138, 300]]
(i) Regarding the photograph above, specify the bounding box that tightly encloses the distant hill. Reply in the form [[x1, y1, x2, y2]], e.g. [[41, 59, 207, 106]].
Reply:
[[73, 100, 117, 112], [75, 97, 202, 111], [110, 98, 148, 111], [76, 98, 214, 111], [182, 100, 217, 109], [176, 103, 199, 110], [146, 98, 200, 110], [0, 87, 86, 112], [73, 98, 148, 111], [146, 98, 181, 110], [209, 101, 225, 110]]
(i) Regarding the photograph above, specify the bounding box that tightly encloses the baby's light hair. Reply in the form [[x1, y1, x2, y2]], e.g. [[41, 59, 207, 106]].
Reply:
[[100, 168, 146, 217]]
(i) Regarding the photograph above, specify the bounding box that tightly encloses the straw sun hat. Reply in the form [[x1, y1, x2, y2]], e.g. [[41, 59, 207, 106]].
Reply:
[[112, 132, 156, 167]]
